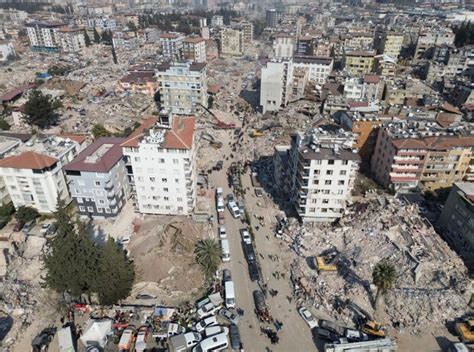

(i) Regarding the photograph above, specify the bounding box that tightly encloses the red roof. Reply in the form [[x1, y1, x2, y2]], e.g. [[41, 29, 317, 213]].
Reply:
[[364, 74, 380, 84], [0, 83, 37, 102], [58, 134, 88, 144], [0, 151, 57, 170]]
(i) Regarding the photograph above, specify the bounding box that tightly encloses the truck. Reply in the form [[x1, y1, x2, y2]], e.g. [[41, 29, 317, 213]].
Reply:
[[324, 338, 397, 352], [118, 325, 136, 351], [253, 290, 271, 322], [58, 326, 75, 352], [169, 332, 202, 352]]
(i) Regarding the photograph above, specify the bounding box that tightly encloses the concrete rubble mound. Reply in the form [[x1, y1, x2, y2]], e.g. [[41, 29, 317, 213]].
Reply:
[[287, 195, 470, 330]]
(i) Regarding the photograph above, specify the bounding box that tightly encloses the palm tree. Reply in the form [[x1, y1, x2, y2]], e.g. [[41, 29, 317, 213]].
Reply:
[[194, 239, 221, 280], [372, 261, 397, 313]]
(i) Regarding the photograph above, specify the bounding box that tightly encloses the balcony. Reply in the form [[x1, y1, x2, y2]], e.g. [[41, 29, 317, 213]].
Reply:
[[107, 191, 115, 199], [109, 199, 117, 207], [104, 183, 114, 191]]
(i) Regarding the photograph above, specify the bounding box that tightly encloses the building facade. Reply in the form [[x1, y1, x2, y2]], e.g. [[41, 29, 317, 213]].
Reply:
[[0, 41, 16, 62], [65, 137, 130, 218], [345, 50, 376, 76], [156, 61, 207, 115], [260, 59, 294, 113], [122, 115, 197, 215], [273, 34, 294, 59], [293, 56, 333, 84], [58, 27, 86, 53], [26, 21, 63, 52], [183, 36, 207, 63], [266, 9, 283, 27], [220, 28, 242, 57], [160, 32, 185, 60]]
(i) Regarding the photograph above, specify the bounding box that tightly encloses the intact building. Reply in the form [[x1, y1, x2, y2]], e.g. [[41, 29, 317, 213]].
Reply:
[[220, 28, 243, 57], [273, 34, 294, 59], [26, 21, 63, 52], [160, 32, 185, 60], [438, 182, 474, 270], [266, 9, 282, 27], [183, 36, 207, 63], [122, 115, 197, 215], [288, 128, 360, 222], [64, 137, 130, 218], [260, 59, 294, 113], [293, 56, 333, 85], [345, 50, 376, 75], [211, 15, 224, 27], [156, 61, 207, 115]]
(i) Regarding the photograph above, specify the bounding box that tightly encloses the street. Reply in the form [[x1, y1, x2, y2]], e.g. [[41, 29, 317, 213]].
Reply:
[[207, 131, 316, 352]]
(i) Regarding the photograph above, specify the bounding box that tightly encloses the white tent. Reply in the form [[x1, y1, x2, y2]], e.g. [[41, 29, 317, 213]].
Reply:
[[80, 319, 113, 348]]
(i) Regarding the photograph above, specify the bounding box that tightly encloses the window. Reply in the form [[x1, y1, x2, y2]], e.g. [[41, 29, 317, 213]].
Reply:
[[105, 208, 111, 213], [314, 170, 320, 175], [87, 206, 94, 212], [342, 160, 349, 165], [158, 158, 165, 163], [311, 199, 317, 203], [77, 198, 83, 204], [79, 206, 85, 211], [340, 170, 347, 175], [177, 197, 183, 202], [314, 160, 322, 165], [164, 196, 169, 201], [321, 208, 328, 213], [162, 178, 168, 183], [328, 160, 335, 165], [313, 180, 319, 185], [165, 205, 171, 210], [178, 206, 184, 212], [150, 177, 156, 182], [323, 190, 330, 194], [326, 170, 333, 175], [97, 208, 103, 213], [322, 199, 329, 204], [173, 159, 179, 164], [99, 199, 105, 204], [95, 181, 101, 186], [338, 180, 345, 185], [325, 180, 332, 185], [309, 208, 316, 212], [152, 196, 158, 200], [337, 190, 344, 195], [163, 188, 169, 192], [175, 178, 179, 183]]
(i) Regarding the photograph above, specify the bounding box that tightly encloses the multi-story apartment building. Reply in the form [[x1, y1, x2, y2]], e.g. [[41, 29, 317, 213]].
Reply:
[[122, 114, 197, 215], [239, 21, 253, 49], [156, 61, 207, 115], [438, 182, 474, 269], [0, 135, 86, 213], [260, 59, 293, 113], [219, 28, 242, 57], [183, 36, 207, 63], [288, 128, 360, 222], [118, 71, 157, 97], [160, 32, 185, 60], [343, 74, 384, 101], [26, 21, 63, 52], [293, 56, 333, 85], [64, 137, 130, 219], [273, 34, 294, 59], [344, 32, 374, 51], [415, 29, 455, 59], [296, 36, 313, 56], [266, 9, 283, 27], [371, 122, 474, 191], [58, 27, 86, 53], [211, 15, 224, 27], [0, 135, 22, 205], [86, 17, 117, 32], [0, 41, 16, 62], [345, 50, 376, 75], [375, 31, 404, 59]]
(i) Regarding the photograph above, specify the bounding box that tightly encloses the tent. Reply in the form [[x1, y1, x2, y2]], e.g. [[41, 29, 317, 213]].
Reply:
[[80, 319, 113, 349]]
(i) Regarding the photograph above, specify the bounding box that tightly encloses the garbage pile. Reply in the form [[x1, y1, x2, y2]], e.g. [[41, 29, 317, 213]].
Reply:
[[285, 195, 470, 330]]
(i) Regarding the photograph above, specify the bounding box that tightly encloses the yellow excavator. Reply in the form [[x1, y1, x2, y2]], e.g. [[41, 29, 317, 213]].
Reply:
[[361, 320, 387, 338], [316, 256, 337, 272], [249, 130, 263, 138], [455, 319, 474, 343]]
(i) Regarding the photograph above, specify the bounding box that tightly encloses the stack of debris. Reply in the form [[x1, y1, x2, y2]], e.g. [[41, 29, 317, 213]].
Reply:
[[287, 195, 470, 330]]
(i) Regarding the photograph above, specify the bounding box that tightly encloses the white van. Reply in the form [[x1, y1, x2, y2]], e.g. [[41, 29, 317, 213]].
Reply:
[[221, 240, 230, 262], [192, 332, 229, 352], [225, 281, 235, 308], [204, 325, 229, 338], [216, 197, 225, 213]]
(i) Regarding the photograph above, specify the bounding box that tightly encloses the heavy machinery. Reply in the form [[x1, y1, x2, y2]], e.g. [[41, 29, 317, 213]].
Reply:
[[455, 319, 474, 343], [315, 256, 337, 272], [361, 320, 387, 338], [249, 130, 263, 138], [340, 299, 387, 338]]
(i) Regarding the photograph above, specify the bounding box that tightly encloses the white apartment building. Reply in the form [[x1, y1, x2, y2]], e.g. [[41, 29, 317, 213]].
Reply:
[[156, 61, 207, 115], [183, 36, 207, 63], [288, 129, 360, 222], [0, 42, 16, 62], [26, 21, 63, 52], [260, 59, 294, 113], [160, 32, 185, 60], [58, 27, 86, 53], [220, 28, 242, 57], [122, 115, 197, 215], [382, 33, 404, 59], [273, 34, 294, 59], [87, 17, 117, 31], [211, 15, 224, 27], [0, 135, 86, 213], [293, 56, 333, 84]]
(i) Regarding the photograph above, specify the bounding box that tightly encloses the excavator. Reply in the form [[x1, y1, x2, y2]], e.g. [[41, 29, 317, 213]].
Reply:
[[249, 122, 283, 138], [337, 298, 387, 338], [455, 319, 474, 343]]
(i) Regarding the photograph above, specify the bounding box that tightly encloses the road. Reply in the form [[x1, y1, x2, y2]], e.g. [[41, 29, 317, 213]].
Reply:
[[207, 131, 316, 352]]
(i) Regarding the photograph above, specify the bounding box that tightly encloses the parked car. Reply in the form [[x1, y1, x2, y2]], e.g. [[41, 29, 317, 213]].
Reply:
[[248, 262, 260, 282], [227, 201, 240, 218], [226, 193, 234, 204], [243, 243, 256, 262], [222, 269, 231, 282], [204, 325, 229, 338], [31, 327, 56, 352], [195, 316, 218, 333], [298, 307, 318, 329], [135, 326, 149, 352], [239, 229, 251, 244], [218, 308, 240, 325], [23, 220, 36, 234], [197, 302, 219, 319], [312, 327, 339, 342], [13, 220, 25, 232], [40, 223, 52, 234], [237, 201, 245, 215], [344, 328, 368, 342], [318, 319, 345, 337], [214, 160, 223, 171], [218, 226, 226, 239], [229, 324, 241, 350]]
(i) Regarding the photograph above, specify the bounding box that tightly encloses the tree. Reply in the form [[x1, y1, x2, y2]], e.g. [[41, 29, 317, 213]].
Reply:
[[101, 30, 112, 44], [126, 21, 138, 33], [24, 90, 62, 129], [84, 29, 91, 47], [93, 28, 101, 44], [0, 119, 10, 131], [372, 261, 397, 313], [92, 124, 112, 138], [194, 239, 221, 280], [94, 238, 135, 305], [15, 206, 39, 223], [43, 198, 99, 298], [454, 21, 474, 47]]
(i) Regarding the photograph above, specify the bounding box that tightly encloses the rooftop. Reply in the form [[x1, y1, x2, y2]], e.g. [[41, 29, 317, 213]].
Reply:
[[294, 55, 332, 65], [0, 151, 57, 170], [64, 137, 125, 173]]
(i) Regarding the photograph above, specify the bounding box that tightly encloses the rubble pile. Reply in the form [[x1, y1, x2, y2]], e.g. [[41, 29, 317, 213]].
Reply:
[[287, 195, 470, 330]]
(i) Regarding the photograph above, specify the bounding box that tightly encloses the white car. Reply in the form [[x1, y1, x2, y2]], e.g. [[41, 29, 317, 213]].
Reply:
[[298, 307, 318, 329], [197, 302, 219, 319], [239, 229, 251, 245], [218, 226, 226, 239], [195, 316, 218, 333]]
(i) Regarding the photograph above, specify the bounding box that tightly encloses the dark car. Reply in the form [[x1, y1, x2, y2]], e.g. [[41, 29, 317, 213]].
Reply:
[[223, 269, 232, 282], [13, 220, 25, 232], [248, 262, 260, 282], [23, 220, 36, 234], [243, 243, 256, 263], [229, 324, 241, 349], [318, 320, 345, 337], [214, 160, 223, 171], [312, 327, 339, 342], [31, 327, 57, 352]]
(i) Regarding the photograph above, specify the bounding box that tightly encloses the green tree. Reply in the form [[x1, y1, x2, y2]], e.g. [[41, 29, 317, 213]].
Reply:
[[194, 239, 221, 280], [15, 206, 39, 223], [93, 28, 101, 44], [84, 29, 91, 47], [92, 124, 112, 138], [0, 119, 10, 131], [94, 238, 135, 305], [372, 261, 397, 313], [43, 198, 99, 298], [24, 90, 62, 129], [126, 21, 138, 33]]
